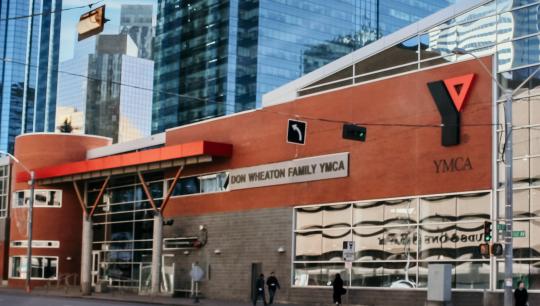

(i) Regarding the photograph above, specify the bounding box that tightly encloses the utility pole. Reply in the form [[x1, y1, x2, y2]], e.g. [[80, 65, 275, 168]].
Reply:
[[26, 171, 35, 293], [0, 151, 35, 292]]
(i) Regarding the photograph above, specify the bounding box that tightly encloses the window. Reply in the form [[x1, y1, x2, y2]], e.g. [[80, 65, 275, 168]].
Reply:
[[293, 191, 492, 289], [12, 189, 62, 208], [199, 172, 228, 193], [10, 240, 60, 248], [0, 165, 9, 218], [10, 256, 58, 280], [171, 172, 229, 196]]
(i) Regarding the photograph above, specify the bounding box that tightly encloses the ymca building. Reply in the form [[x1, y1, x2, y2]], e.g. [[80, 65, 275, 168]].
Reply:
[[0, 1, 540, 305]]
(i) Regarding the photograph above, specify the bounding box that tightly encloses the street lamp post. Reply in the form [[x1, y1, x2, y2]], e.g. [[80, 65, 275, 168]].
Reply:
[[0, 151, 35, 293], [452, 48, 540, 306]]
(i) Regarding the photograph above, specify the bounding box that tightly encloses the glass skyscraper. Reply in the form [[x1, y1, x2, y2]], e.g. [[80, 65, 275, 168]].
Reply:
[[56, 34, 154, 143], [152, 0, 454, 133], [120, 5, 154, 60], [0, 0, 62, 153]]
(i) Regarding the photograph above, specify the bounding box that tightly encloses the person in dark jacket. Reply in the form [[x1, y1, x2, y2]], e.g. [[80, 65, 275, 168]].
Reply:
[[254, 273, 267, 306], [266, 271, 281, 305], [514, 280, 528, 306], [332, 273, 345, 305]]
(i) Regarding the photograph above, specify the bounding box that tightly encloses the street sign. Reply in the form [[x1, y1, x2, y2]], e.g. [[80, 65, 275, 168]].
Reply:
[[342, 241, 355, 262], [287, 119, 307, 145], [497, 224, 506, 230], [512, 231, 526, 238], [77, 5, 107, 41], [343, 250, 354, 262]]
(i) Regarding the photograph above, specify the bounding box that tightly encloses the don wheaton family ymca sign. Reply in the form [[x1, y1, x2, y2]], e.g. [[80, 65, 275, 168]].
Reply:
[[228, 153, 349, 190]]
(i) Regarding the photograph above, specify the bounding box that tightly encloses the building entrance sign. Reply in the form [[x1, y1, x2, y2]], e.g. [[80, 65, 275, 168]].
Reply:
[[229, 153, 348, 190]]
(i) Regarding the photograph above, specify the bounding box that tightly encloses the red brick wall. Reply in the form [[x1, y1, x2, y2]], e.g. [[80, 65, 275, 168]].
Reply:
[[7, 134, 110, 288], [164, 58, 493, 217]]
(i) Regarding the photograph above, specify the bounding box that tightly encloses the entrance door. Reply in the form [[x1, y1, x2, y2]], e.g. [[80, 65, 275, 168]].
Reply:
[[250, 262, 263, 301], [91, 251, 100, 286]]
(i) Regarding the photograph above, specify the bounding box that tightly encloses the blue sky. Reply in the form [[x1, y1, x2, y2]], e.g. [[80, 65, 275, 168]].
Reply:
[[60, 0, 157, 61]]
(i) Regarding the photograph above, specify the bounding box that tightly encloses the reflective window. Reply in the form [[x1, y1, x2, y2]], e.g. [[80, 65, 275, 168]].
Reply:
[[295, 0, 540, 99], [417, 261, 489, 289], [294, 191, 493, 289], [170, 171, 229, 197], [10, 256, 58, 280], [89, 172, 162, 289], [497, 260, 540, 289], [11, 189, 62, 208], [294, 262, 349, 287]]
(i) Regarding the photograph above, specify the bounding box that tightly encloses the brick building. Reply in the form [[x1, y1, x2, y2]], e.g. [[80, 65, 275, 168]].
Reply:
[[2, 1, 540, 305]]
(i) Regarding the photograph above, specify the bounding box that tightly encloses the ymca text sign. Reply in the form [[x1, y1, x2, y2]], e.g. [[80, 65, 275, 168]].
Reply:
[[229, 153, 349, 190]]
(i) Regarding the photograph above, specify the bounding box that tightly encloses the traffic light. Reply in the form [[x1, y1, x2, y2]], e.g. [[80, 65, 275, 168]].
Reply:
[[491, 243, 503, 256], [479, 243, 490, 257], [483, 221, 492, 242], [342, 124, 367, 142], [77, 5, 107, 41]]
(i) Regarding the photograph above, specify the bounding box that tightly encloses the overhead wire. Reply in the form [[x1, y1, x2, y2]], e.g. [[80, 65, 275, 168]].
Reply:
[[0, 1, 103, 22], [1, 54, 505, 131], [0, 50, 518, 150]]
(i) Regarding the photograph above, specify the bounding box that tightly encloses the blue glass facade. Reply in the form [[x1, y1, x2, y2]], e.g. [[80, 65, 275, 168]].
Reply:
[[152, 0, 454, 133], [57, 35, 153, 143], [0, 0, 61, 153]]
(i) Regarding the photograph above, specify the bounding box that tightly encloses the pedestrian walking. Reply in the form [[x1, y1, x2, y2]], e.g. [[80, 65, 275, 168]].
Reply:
[[253, 273, 267, 306], [332, 273, 346, 305], [514, 280, 529, 306], [266, 271, 281, 305]]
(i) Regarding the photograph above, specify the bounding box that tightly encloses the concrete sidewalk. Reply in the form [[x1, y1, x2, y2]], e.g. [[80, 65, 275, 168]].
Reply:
[[0, 286, 314, 306]]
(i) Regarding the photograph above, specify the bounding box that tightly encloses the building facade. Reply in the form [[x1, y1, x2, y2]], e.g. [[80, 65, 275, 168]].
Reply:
[[0, 0, 62, 153], [2, 56, 510, 305], [151, 0, 454, 133], [120, 4, 154, 60], [56, 34, 154, 143], [2, 1, 540, 305]]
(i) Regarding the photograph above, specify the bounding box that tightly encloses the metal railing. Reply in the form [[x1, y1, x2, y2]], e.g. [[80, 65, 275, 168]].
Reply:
[[45, 273, 79, 294]]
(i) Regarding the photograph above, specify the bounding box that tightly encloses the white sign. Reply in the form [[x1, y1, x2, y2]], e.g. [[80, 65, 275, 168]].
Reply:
[[228, 153, 349, 190], [343, 250, 355, 262], [343, 240, 355, 262]]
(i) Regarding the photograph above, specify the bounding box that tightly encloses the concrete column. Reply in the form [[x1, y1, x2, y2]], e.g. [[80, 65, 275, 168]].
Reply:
[[81, 217, 93, 295], [151, 214, 163, 295]]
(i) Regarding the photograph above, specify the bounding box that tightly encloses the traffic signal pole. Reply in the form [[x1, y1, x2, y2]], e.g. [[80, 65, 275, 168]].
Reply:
[[503, 92, 513, 306]]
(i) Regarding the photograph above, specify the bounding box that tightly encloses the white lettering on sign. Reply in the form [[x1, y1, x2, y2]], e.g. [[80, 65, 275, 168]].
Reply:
[[229, 153, 349, 190]]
